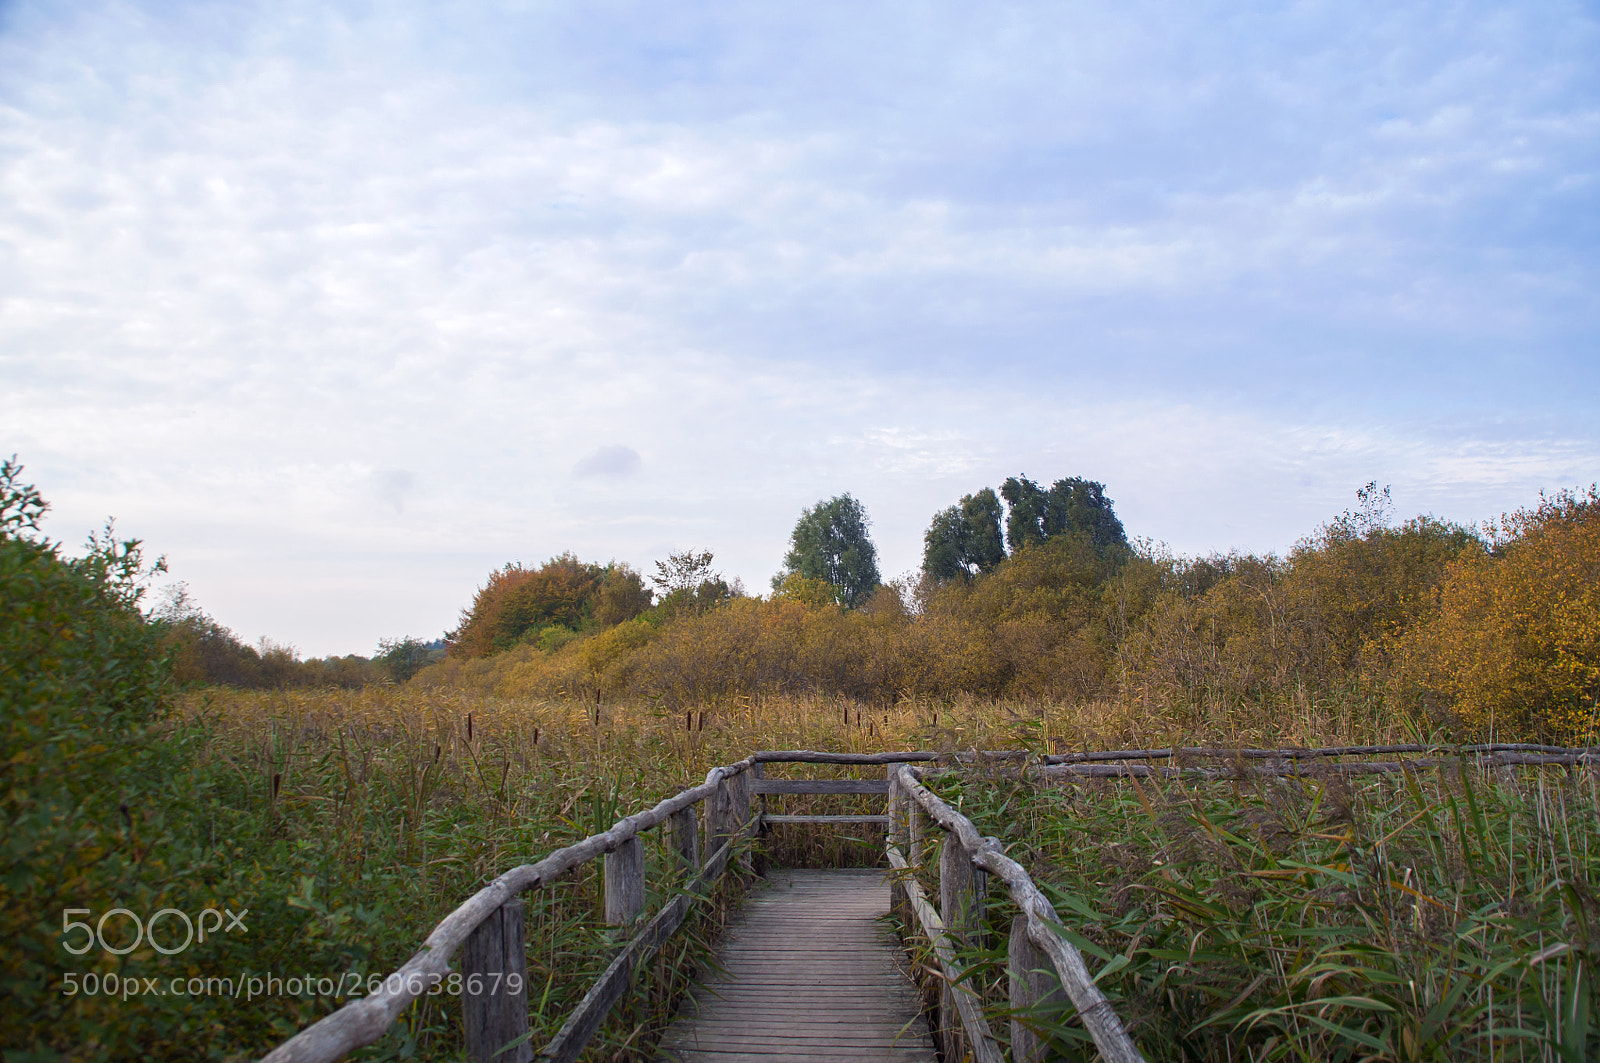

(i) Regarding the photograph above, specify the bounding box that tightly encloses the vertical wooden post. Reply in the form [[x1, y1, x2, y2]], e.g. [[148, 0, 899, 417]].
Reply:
[[907, 789, 926, 870], [709, 774, 733, 864], [939, 835, 984, 937], [886, 765, 906, 849], [714, 768, 753, 873], [1008, 915, 1064, 1063], [937, 835, 970, 1062], [886, 765, 908, 926], [604, 835, 644, 927], [669, 804, 699, 875], [747, 763, 767, 875], [728, 768, 751, 833], [462, 898, 531, 1063]]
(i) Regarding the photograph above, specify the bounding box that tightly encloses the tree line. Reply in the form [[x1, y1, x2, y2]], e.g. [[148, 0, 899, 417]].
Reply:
[[423, 480, 1595, 743], [131, 464, 1599, 743]]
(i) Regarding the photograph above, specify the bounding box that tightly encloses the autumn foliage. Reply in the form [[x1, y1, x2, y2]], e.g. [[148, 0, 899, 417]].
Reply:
[[1392, 488, 1600, 739], [448, 554, 650, 658], [420, 486, 1600, 744]]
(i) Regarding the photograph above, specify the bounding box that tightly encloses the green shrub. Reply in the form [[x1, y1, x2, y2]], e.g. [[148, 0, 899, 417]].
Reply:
[[0, 462, 384, 1059], [0, 458, 189, 1054]]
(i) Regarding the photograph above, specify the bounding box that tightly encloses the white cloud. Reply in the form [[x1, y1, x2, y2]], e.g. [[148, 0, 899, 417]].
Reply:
[[573, 445, 642, 478], [2, 0, 1596, 654]]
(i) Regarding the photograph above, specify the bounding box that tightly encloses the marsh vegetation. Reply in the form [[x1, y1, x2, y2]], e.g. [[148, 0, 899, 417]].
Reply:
[[4, 459, 1596, 1060]]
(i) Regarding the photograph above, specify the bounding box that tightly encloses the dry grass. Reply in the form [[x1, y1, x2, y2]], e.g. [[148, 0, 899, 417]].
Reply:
[[157, 684, 1520, 1061], [918, 762, 1600, 1062]]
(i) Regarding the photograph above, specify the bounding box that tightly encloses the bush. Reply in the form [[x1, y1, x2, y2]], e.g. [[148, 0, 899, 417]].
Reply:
[[0, 462, 419, 1058], [449, 556, 652, 659], [1395, 488, 1600, 741], [373, 636, 434, 684], [0, 459, 187, 1052]]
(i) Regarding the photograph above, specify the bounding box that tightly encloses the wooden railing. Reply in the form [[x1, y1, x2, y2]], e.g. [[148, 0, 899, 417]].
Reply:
[[1040, 743, 1599, 778], [260, 757, 762, 1063], [887, 762, 1146, 1063], [879, 744, 1596, 1063], [259, 743, 1597, 1063], [257, 751, 940, 1063]]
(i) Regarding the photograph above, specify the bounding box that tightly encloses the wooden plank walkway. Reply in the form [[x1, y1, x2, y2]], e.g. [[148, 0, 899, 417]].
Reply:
[[657, 869, 935, 1063]]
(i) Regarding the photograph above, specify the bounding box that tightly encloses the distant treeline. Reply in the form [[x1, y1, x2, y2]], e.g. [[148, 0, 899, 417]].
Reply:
[[154, 589, 441, 688], [146, 471, 1599, 744], [420, 480, 1599, 744]]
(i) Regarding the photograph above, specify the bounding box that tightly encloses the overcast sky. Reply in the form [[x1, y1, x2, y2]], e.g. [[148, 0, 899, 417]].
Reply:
[[3, 0, 1597, 657]]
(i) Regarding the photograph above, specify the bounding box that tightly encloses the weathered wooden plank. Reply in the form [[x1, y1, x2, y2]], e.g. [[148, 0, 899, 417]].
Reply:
[[665, 1036, 928, 1051], [760, 814, 890, 824], [604, 835, 644, 927], [681, 988, 919, 1000], [660, 870, 932, 1063], [663, 1050, 930, 1055], [753, 750, 940, 764], [672, 1023, 924, 1037], [1009, 913, 1064, 1063], [539, 941, 632, 1063], [461, 898, 531, 1063], [750, 779, 890, 794], [676, 999, 919, 1011]]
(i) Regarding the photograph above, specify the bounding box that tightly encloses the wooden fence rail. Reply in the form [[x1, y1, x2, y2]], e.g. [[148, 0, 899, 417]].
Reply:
[[888, 764, 1147, 1063], [259, 757, 760, 1063], [1040, 750, 1600, 780], [256, 750, 935, 1063], [1046, 742, 1596, 764]]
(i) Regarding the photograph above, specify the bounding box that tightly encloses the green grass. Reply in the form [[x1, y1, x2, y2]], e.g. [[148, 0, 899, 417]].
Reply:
[[19, 673, 1595, 1062], [918, 762, 1600, 1062], [14, 686, 949, 1062]]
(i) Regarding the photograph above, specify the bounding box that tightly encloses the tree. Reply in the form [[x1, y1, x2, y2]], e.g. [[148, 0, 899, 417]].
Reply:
[[0, 458, 195, 1053], [922, 487, 1005, 581], [1396, 486, 1600, 741], [1000, 475, 1127, 553], [651, 550, 718, 596], [593, 563, 653, 625], [650, 550, 734, 618], [770, 572, 844, 608], [773, 493, 880, 608], [448, 553, 605, 658], [374, 636, 434, 684]]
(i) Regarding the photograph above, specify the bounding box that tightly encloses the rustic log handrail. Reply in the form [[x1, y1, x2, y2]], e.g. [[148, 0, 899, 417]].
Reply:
[[259, 757, 760, 1063], [885, 845, 1004, 1063], [1040, 751, 1600, 779], [889, 763, 1148, 1063], [752, 750, 941, 764], [1046, 742, 1598, 764]]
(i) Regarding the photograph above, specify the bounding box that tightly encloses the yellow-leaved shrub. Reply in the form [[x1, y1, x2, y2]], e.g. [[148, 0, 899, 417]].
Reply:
[[1395, 489, 1600, 741]]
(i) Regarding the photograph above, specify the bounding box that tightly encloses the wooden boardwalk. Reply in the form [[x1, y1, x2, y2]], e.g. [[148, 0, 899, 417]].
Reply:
[[657, 869, 935, 1063]]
